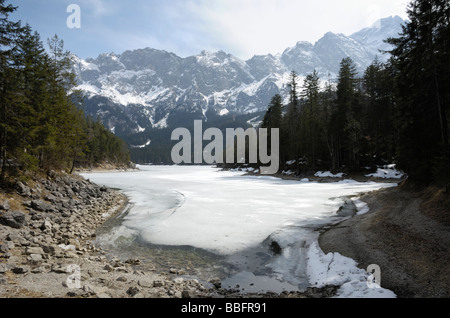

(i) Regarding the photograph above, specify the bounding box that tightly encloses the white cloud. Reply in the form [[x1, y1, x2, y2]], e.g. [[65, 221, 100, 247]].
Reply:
[[80, 0, 115, 17], [24, 0, 409, 60], [180, 0, 409, 59]]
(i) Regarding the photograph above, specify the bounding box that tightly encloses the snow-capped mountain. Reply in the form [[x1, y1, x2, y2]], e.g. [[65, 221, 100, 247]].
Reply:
[[73, 16, 404, 138]]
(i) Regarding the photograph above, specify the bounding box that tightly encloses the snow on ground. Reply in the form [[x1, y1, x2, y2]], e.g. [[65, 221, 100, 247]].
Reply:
[[219, 108, 229, 116], [315, 171, 345, 178], [83, 165, 398, 298], [307, 241, 396, 298], [352, 197, 370, 215], [131, 140, 151, 149], [366, 164, 404, 179]]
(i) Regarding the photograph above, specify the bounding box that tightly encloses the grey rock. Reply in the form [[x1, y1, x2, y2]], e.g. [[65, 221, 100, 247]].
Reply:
[[210, 277, 222, 289], [16, 182, 31, 197], [6, 232, 19, 243], [337, 199, 358, 217], [5, 241, 14, 250], [42, 245, 63, 256], [0, 244, 8, 254], [12, 265, 29, 274], [182, 290, 191, 298], [82, 284, 99, 295], [0, 264, 8, 273], [40, 219, 52, 231], [153, 280, 164, 288], [0, 211, 27, 229], [28, 253, 43, 264], [0, 200, 10, 211], [31, 200, 54, 212], [26, 246, 45, 255], [103, 264, 114, 272], [126, 286, 141, 297], [51, 265, 68, 273]]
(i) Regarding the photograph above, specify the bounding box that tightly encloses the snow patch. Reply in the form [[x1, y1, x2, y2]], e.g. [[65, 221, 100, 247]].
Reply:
[[352, 197, 370, 215], [131, 140, 151, 149], [153, 114, 169, 129], [219, 108, 229, 116], [315, 171, 345, 178], [307, 241, 396, 298], [366, 164, 404, 179]]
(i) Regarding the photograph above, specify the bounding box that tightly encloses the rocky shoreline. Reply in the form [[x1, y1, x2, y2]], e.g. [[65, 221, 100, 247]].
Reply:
[[0, 171, 338, 299]]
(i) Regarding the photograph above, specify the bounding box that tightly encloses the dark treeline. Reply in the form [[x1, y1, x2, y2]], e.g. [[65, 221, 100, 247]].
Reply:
[[0, 1, 130, 181], [262, 0, 449, 186]]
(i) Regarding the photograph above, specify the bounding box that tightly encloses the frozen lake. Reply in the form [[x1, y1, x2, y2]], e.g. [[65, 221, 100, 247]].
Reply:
[[82, 165, 397, 296]]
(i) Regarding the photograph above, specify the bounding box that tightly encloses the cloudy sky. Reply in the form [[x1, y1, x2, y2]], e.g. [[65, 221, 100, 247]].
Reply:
[[11, 0, 409, 60]]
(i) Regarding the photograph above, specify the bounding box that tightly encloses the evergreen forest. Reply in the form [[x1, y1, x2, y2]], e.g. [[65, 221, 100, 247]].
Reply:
[[261, 0, 449, 186], [0, 1, 130, 182]]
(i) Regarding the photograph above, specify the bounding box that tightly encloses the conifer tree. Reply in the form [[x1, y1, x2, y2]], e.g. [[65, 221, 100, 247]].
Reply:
[[0, 1, 22, 179], [388, 0, 450, 184], [332, 57, 360, 168], [300, 70, 321, 167], [281, 71, 300, 162], [13, 24, 48, 171], [319, 76, 336, 168], [362, 59, 396, 164], [262, 94, 283, 130]]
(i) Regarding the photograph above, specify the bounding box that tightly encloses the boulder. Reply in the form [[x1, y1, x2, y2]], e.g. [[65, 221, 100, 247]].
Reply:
[[0, 244, 9, 254], [16, 182, 31, 197], [0, 200, 10, 211], [31, 200, 54, 212], [337, 198, 357, 217], [0, 211, 27, 229], [40, 219, 52, 231], [182, 290, 191, 298], [0, 263, 8, 273], [28, 253, 43, 265], [26, 246, 45, 255], [126, 286, 141, 297], [12, 265, 29, 274]]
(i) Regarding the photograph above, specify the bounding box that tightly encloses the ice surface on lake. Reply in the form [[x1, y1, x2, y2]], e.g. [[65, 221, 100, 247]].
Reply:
[[82, 165, 398, 297], [83, 165, 395, 255]]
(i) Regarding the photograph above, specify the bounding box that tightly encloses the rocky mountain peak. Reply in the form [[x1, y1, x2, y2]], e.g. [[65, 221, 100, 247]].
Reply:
[[73, 16, 405, 139]]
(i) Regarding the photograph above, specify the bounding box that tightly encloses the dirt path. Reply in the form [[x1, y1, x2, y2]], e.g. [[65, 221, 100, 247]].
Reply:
[[319, 185, 450, 298]]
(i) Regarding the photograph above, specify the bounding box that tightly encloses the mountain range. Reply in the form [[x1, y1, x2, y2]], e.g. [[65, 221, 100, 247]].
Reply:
[[71, 16, 405, 154]]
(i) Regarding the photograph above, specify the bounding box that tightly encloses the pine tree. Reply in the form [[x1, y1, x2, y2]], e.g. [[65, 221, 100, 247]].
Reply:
[[332, 57, 361, 168], [0, 1, 22, 179], [43, 34, 85, 170], [388, 0, 450, 184], [281, 71, 300, 162], [262, 94, 283, 130], [12, 24, 48, 172], [362, 59, 396, 165], [300, 70, 321, 168], [317, 76, 337, 168]]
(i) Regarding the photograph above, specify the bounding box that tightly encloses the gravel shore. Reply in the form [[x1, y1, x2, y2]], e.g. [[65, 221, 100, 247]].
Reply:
[[319, 183, 450, 298]]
